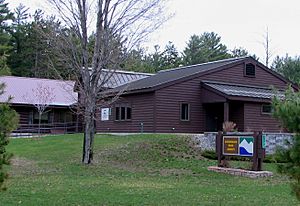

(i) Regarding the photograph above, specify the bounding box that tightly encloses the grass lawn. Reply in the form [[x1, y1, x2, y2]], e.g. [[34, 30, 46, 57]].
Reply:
[[0, 133, 298, 205]]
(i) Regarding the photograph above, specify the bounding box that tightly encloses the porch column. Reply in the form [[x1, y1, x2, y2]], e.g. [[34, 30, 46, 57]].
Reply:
[[223, 102, 229, 122]]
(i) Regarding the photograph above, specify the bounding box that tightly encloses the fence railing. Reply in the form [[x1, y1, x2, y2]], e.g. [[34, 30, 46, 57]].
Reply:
[[12, 122, 82, 137]]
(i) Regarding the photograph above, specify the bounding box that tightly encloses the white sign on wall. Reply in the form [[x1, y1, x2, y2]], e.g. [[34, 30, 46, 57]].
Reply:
[[101, 108, 110, 121]]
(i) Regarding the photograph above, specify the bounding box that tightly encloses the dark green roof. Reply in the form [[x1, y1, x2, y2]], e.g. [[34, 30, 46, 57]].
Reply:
[[113, 57, 248, 93]]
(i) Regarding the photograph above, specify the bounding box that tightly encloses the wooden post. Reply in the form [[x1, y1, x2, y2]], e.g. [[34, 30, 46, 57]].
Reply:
[[252, 131, 263, 171], [216, 131, 223, 167], [223, 102, 229, 122], [257, 131, 263, 171]]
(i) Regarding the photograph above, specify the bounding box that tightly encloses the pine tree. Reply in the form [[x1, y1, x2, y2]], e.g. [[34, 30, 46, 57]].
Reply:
[[273, 88, 300, 200], [272, 55, 300, 83], [0, 0, 13, 76], [8, 4, 31, 76], [182, 32, 231, 66], [0, 83, 18, 191], [161, 41, 181, 70]]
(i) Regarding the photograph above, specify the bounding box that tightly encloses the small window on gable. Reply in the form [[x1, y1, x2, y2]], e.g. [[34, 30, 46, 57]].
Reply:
[[245, 63, 256, 77], [262, 104, 272, 114], [180, 103, 190, 121]]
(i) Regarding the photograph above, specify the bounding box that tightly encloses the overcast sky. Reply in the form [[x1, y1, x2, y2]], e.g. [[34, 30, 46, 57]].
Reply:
[[8, 0, 300, 64]]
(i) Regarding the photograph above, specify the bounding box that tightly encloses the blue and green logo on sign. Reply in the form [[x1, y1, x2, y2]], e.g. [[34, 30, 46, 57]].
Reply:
[[239, 137, 253, 156]]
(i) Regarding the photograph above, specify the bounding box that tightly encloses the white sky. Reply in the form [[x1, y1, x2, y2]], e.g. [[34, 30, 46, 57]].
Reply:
[[8, 0, 300, 64]]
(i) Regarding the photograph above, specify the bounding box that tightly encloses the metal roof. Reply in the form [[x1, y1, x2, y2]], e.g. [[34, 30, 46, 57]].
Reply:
[[100, 69, 153, 88], [112, 57, 248, 92], [0, 76, 78, 106], [203, 81, 285, 100], [0, 70, 152, 106]]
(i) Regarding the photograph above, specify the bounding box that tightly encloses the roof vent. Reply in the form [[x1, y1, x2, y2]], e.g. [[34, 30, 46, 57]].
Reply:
[[245, 63, 255, 77]]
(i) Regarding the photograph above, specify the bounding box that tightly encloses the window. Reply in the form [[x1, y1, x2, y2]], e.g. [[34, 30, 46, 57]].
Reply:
[[115, 105, 132, 121], [262, 104, 272, 114], [180, 103, 190, 121], [115, 107, 120, 120], [58, 111, 73, 123], [121, 107, 126, 120], [245, 63, 255, 77], [33, 112, 49, 124], [126, 107, 132, 120]]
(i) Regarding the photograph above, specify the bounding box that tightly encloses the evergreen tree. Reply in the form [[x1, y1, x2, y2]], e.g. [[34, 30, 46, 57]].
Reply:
[[182, 34, 202, 65], [0, 54, 10, 75], [273, 88, 300, 200], [272, 55, 300, 83], [182, 32, 231, 66], [149, 45, 163, 72], [0, 0, 13, 55], [0, 83, 18, 191], [231, 47, 249, 57], [0, 0, 13, 75], [161, 41, 181, 70], [8, 8, 71, 79], [121, 47, 155, 73], [8, 4, 31, 76]]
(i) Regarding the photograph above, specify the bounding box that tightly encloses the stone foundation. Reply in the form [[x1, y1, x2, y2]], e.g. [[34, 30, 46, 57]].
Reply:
[[208, 166, 273, 178], [192, 132, 293, 154]]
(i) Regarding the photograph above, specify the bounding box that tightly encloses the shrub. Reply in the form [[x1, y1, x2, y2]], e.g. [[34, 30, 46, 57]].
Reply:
[[222, 121, 237, 132]]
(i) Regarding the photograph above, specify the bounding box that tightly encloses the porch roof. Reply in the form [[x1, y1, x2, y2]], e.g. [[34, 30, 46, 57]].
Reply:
[[202, 81, 285, 101]]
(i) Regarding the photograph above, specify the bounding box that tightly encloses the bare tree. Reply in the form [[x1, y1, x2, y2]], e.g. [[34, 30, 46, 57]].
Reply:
[[45, 0, 169, 164], [262, 27, 273, 67], [24, 83, 55, 136]]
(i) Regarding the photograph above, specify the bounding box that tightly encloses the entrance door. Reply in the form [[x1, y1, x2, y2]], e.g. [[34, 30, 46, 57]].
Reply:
[[204, 103, 224, 132]]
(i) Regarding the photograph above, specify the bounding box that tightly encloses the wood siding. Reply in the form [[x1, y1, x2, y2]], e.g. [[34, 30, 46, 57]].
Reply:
[[11, 105, 78, 133], [202, 63, 288, 89], [243, 103, 281, 132], [155, 80, 204, 133], [96, 92, 155, 132], [96, 60, 289, 133], [13, 106, 31, 125]]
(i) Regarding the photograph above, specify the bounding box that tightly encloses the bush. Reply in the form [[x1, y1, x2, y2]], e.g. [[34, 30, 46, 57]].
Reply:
[[201, 150, 217, 160]]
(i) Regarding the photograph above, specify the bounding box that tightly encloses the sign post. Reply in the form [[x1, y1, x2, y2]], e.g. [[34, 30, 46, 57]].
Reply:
[[216, 131, 265, 171]]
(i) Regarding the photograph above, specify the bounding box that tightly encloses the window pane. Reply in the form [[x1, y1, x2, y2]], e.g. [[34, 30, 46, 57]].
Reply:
[[181, 104, 189, 120], [33, 112, 49, 124], [115, 107, 120, 120], [121, 107, 126, 120], [58, 111, 65, 122], [262, 104, 272, 114], [65, 112, 73, 122], [28, 111, 33, 124], [126, 107, 132, 120]]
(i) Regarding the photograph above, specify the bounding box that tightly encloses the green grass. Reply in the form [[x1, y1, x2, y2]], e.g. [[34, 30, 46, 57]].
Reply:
[[0, 133, 298, 205]]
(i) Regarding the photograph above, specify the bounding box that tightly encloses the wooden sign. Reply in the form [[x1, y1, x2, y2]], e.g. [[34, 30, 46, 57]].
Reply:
[[223, 136, 254, 157], [216, 132, 265, 171], [223, 137, 239, 155]]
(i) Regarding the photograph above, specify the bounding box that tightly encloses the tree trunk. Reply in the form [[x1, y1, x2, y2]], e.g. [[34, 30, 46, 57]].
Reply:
[[82, 104, 95, 164], [38, 112, 41, 137]]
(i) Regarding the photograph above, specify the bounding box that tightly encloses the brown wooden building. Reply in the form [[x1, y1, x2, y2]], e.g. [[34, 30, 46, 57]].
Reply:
[[96, 57, 293, 133], [0, 70, 152, 134], [0, 76, 79, 133]]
